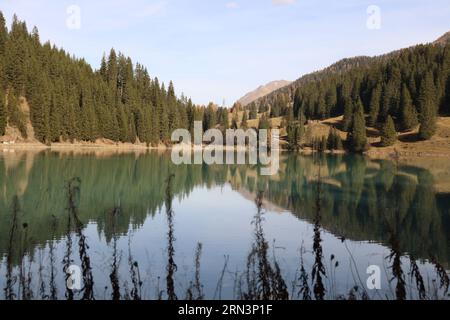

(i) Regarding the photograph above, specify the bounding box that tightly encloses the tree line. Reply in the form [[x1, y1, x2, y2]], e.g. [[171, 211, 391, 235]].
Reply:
[[0, 12, 234, 145], [244, 39, 450, 151], [1, 11, 449, 151]]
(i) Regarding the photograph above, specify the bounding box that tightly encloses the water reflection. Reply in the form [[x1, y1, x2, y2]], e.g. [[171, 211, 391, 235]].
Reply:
[[0, 150, 448, 300]]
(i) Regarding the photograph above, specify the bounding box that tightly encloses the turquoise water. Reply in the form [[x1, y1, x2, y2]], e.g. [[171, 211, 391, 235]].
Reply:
[[0, 150, 448, 300]]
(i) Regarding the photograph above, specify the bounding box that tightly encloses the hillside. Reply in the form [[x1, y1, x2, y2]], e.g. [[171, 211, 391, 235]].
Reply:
[[0, 12, 210, 147], [434, 31, 450, 45], [251, 31, 450, 118], [238, 80, 291, 106]]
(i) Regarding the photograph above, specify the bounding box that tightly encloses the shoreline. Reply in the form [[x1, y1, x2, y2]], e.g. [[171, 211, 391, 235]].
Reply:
[[1, 142, 450, 159]]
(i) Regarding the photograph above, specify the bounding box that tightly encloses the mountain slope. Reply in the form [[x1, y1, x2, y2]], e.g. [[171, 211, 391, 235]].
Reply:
[[238, 80, 291, 106], [434, 31, 450, 45], [254, 30, 450, 109], [0, 11, 194, 146]]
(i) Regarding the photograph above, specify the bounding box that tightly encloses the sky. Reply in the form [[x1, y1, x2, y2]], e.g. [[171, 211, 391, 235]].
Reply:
[[1, 0, 449, 106]]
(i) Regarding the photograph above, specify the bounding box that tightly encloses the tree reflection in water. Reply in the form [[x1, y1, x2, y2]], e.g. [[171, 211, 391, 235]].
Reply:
[[0, 150, 448, 300]]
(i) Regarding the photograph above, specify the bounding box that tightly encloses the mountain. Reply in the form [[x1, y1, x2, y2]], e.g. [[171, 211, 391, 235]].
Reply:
[[237, 80, 291, 106], [253, 31, 450, 109], [434, 31, 450, 45]]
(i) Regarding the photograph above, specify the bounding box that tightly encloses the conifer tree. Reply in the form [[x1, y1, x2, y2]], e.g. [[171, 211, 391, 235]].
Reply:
[[249, 103, 258, 120], [231, 110, 239, 130], [220, 108, 229, 132], [400, 84, 418, 131], [107, 49, 118, 89], [99, 55, 108, 81], [380, 115, 397, 147], [368, 84, 381, 126], [258, 113, 270, 130], [241, 110, 248, 130], [346, 99, 367, 153], [286, 123, 300, 150], [0, 90, 6, 135], [342, 97, 353, 132], [0, 11, 7, 56], [418, 73, 437, 140]]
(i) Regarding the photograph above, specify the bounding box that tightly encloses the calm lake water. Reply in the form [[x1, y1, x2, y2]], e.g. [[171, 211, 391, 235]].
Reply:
[[0, 150, 448, 300]]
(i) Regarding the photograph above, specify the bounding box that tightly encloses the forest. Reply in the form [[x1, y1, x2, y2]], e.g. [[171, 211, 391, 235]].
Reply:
[[1, 11, 450, 153], [245, 37, 450, 151], [0, 12, 230, 146]]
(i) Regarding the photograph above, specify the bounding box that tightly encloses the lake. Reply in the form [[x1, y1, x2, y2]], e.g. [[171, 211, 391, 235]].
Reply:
[[0, 149, 449, 300]]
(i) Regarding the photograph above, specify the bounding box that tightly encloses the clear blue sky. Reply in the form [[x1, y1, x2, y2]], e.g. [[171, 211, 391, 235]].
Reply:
[[1, 0, 449, 105]]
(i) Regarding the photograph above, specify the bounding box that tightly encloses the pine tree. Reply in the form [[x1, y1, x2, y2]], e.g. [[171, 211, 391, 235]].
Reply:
[[49, 94, 62, 142], [0, 11, 7, 56], [167, 81, 179, 132], [0, 90, 6, 135], [6, 17, 27, 94], [241, 110, 248, 129], [368, 84, 381, 126], [293, 88, 302, 118], [99, 54, 108, 81], [380, 115, 397, 147], [346, 99, 367, 153], [418, 73, 437, 140], [249, 103, 257, 120], [400, 84, 418, 131], [8, 93, 27, 139], [231, 110, 239, 130], [325, 86, 337, 117], [298, 111, 306, 144], [219, 107, 229, 132], [342, 97, 353, 132], [107, 48, 118, 95], [258, 113, 270, 130]]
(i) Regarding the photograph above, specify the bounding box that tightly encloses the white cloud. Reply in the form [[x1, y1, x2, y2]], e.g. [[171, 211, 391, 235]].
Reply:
[[272, 0, 296, 6], [226, 2, 239, 9]]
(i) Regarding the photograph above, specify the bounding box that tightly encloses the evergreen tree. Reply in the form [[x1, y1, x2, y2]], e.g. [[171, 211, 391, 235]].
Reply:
[[241, 110, 248, 130], [249, 103, 258, 120], [0, 90, 6, 135], [342, 97, 353, 131], [49, 94, 62, 142], [258, 113, 270, 130], [231, 110, 239, 130], [400, 84, 418, 131], [167, 81, 179, 132], [219, 107, 229, 132], [346, 99, 367, 153], [380, 115, 397, 147], [293, 88, 302, 118], [107, 48, 118, 89], [368, 84, 381, 126], [99, 54, 108, 81], [418, 73, 437, 140], [8, 94, 27, 139]]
